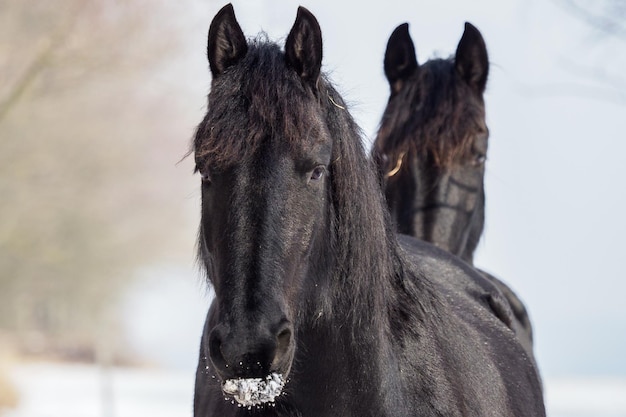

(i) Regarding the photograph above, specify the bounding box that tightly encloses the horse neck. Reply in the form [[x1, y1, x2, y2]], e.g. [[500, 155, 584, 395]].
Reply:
[[296, 240, 408, 415], [296, 216, 436, 415], [308, 175, 400, 335]]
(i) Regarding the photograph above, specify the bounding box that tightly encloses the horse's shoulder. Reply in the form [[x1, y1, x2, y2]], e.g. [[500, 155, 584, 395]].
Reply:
[[397, 234, 515, 331]]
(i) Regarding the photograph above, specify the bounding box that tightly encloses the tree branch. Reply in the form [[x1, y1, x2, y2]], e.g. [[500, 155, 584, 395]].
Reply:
[[0, 2, 85, 124], [554, 0, 626, 39]]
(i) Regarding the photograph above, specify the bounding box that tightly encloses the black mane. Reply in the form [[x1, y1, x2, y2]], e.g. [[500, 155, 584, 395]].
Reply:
[[375, 58, 486, 169]]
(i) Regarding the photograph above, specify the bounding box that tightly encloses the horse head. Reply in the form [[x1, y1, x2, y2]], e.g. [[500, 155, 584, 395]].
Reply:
[[194, 3, 331, 399], [373, 22, 490, 264]]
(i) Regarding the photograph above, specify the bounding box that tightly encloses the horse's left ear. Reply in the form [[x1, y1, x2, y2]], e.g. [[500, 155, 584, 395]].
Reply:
[[384, 23, 418, 94], [455, 22, 489, 93], [285, 6, 323, 87], [207, 3, 248, 77]]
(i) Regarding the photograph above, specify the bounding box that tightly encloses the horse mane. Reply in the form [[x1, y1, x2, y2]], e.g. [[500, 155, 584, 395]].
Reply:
[[319, 81, 404, 320], [193, 36, 431, 327], [374, 58, 485, 168], [310, 60, 436, 337]]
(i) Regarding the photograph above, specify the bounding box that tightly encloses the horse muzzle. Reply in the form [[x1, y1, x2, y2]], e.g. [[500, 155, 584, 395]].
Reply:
[[208, 319, 294, 377], [207, 318, 294, 405]]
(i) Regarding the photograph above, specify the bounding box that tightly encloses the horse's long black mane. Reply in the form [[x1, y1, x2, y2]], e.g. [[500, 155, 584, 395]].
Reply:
[[318, 74, 436, 331], [193, 37, 431, 328], [375, 58, 485, 168]]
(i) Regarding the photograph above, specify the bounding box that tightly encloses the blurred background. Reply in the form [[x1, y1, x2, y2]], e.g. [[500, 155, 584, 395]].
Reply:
[[0, 0, 624, 416]]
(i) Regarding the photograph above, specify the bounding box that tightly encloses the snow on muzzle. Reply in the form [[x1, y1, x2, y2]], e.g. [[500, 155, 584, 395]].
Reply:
[[222, 372, 285, 407]]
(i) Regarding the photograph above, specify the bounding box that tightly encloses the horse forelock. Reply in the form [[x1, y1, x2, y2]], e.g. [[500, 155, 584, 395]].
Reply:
[[194, 38, 325, 171], [375, 58, 486, 170]]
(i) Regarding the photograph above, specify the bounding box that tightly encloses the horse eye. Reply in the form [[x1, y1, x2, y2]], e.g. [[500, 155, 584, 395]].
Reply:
[[309, 166, 326, 182], [200, 171, 212, 184], [473, 154, 487, 166]]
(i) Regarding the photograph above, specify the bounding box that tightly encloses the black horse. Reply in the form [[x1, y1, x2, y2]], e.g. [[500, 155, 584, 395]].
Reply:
[[193, 5, 545, 416], [372, 23, 535, 356]]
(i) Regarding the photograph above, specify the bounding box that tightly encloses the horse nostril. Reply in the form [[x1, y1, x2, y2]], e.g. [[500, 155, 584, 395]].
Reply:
[[276, 328, 291, 355], [208, 320, 294, 379], [273, 324, 293, 369], [208, 325, 229, 376]]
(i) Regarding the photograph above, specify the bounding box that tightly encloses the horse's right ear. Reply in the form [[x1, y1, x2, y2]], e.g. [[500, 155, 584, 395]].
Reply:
[[384, 23, 418, 94], [207, 3, 248, 77], [455, 22, 489, 93], [285, 6, 323, 87]]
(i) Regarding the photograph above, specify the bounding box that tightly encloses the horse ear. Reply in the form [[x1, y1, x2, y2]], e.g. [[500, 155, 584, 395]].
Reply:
[[384, 23, 418, 94], [455, 22, 489, 93], [285, 6, 323, 86], [207, 3, 248, 77]]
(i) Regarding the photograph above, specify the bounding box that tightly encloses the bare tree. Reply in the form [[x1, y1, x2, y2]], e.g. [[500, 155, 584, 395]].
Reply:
[[555, 0, 626, 38], [552, 0, 626, 103], [0, 1, 198, 362]]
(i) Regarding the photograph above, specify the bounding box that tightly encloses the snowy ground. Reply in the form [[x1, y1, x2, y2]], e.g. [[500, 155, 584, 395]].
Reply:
[[4, 363, 194, 417], [6, 269, 621, 416], [3, 362, 626, 417]]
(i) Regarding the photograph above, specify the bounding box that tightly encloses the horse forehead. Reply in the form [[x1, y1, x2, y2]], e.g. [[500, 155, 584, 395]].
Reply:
[[253, 108, 331, 161], [242, 123, 331, 169], [197, 97, 329, 171], [414, 63, 485, 126]]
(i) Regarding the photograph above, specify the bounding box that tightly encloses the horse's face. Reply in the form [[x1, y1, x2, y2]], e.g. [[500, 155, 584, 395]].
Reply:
[[194, 5, 326, 387], [396, 118, 488, 263], [375, 22, 489, 263]]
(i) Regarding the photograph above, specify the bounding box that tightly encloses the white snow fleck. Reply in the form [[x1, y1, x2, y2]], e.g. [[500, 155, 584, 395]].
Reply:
[[221, 373, 285, 407]]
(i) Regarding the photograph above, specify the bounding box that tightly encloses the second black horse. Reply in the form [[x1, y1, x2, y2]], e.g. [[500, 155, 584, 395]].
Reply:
[[372, 22, 535, 356]]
